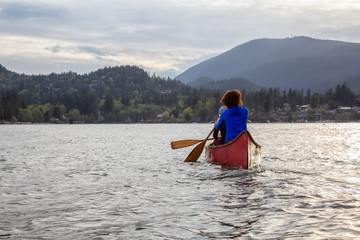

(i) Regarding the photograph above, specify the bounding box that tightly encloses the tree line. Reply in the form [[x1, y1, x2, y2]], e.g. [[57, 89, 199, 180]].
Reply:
[[1, 64, 359, 123]]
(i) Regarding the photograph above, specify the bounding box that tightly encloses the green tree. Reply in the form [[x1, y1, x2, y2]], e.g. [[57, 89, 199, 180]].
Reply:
[[305, 89, 311, 104], [193, 100, 204, 120], [31, 107, 44, 122], [82, 93, 99, 115], [17, 108, 27, 122], [170, 104, 182, 118], [0, 101, 4, 119], [24, 108, 33, 122], [264, 94, 273, 114], [53, 106, 62, 119], [68, 109, 81, 121], [104, 112, 117, 122], [121, 96, 130, 106], [205, 97, 218, 120], [44, 110, 52, 122], [104, 95, 114, 113], [3, 91, 24, 120], [182, 107, 193, 121], [310, 93, 321, 108]]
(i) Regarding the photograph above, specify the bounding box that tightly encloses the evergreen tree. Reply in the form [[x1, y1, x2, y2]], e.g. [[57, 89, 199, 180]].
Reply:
[[264, 92, 273, 114], [104, 95, 114, 113], [0, 101, 4, 119], [305, 89, 311, 104], [53, 106, 63, 119]]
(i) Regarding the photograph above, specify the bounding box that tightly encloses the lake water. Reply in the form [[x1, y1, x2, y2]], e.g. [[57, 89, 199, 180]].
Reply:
[[1, 123, 360, 239]]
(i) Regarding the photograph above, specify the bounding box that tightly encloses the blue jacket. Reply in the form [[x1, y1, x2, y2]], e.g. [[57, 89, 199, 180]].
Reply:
[[215, 106, 248, 142]]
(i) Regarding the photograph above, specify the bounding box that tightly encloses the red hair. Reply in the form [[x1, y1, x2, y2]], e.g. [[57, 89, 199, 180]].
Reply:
[[220, 90, 243, 108]]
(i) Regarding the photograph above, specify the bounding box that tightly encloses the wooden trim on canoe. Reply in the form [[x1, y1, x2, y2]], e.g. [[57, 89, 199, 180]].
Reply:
[[207, 130, 261, 149]]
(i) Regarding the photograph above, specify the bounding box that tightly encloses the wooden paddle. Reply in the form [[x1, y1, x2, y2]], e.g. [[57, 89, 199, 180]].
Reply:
[[184, 128, 215, 162], [171, 138, 214, 149]]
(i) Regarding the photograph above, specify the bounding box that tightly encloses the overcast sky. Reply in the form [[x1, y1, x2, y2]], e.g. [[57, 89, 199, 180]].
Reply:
[[1, 0, 360, 78]]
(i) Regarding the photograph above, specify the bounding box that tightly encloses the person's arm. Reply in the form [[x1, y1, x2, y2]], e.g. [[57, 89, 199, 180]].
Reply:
[[213, 128, 219, 140], [215, 115, 225, 130]]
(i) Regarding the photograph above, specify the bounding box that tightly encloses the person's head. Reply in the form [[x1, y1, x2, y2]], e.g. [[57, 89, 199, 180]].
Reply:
[[218, 106, 227, 116], [220, 90, 243, 108]]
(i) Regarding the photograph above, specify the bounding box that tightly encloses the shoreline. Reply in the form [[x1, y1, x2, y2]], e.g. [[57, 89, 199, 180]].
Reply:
[[1, 120, 360, 125]]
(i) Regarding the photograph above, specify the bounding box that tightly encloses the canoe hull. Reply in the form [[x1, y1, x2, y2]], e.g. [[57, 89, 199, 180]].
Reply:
[[205, 131, 261, 169]]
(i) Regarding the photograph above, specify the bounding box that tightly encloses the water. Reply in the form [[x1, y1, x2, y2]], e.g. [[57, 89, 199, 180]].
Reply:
[[1, 123, 360, 239]]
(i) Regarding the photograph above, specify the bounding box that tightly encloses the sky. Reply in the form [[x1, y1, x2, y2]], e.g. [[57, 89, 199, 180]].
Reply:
[[1, 0, 360, 78]]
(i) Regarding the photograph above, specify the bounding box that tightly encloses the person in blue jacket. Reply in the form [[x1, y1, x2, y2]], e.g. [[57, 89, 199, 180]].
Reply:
[[215, 90, 248, 143]]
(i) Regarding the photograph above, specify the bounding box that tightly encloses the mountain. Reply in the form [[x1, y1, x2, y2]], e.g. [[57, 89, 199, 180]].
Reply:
[[175, 36, 360, 93]]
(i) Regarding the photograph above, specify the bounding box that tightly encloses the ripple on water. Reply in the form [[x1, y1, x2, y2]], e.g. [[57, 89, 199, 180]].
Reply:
[[1, 123, 360, 239]]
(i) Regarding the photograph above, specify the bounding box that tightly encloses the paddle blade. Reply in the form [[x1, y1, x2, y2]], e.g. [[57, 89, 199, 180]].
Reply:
[[171, 139, 202, 149], [184, 141, 207, 162]]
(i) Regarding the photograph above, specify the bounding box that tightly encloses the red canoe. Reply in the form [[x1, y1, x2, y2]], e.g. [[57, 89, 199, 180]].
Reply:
[[205, 130, 261, 169]]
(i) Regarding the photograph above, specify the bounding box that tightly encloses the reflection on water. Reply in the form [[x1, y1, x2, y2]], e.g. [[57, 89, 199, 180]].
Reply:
[[0, 123, 360, 239]]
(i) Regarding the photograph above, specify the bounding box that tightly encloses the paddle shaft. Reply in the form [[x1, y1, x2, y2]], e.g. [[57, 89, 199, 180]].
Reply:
[[171, 138, 214, 149]]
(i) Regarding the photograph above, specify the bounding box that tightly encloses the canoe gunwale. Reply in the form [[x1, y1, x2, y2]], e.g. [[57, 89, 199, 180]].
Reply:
[[207, 130, 261, 149]]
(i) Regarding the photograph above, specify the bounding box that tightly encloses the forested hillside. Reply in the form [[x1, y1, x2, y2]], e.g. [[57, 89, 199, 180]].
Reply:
[[1, 64, 360, 123], [0, 64, 221, 123]]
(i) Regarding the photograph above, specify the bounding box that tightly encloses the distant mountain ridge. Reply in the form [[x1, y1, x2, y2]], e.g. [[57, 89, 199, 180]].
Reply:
[[176, 36, 360, 93]]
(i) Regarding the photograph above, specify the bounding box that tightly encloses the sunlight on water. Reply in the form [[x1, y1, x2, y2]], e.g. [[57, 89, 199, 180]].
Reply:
[[0, 123, 360, 239]]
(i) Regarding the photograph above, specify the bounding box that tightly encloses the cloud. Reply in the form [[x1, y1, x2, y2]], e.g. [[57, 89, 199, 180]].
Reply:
[[0, 0, 360, 77], [47, 46, 61, 53], [78, 46, 112, 57], [0, 2, 67, 21]]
